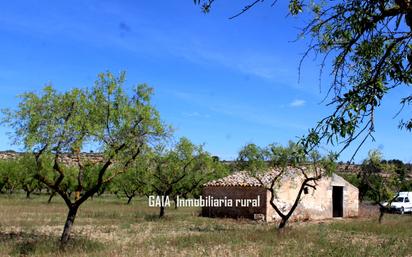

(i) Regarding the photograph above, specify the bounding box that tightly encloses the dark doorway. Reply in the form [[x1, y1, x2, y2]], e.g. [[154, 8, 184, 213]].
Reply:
[[332, 186, 343, 217]]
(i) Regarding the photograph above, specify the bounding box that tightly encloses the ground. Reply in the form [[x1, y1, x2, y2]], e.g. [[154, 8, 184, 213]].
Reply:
[[0, 194, 411, 257]]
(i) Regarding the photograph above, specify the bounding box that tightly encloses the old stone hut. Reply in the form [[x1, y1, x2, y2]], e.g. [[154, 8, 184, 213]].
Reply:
[[202, 168, 359, 222]]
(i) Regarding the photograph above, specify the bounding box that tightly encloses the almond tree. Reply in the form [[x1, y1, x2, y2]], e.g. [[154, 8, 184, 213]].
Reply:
[[147, 137, 226, 217], [358, 149, 403, 223], [236, 142, 336, 229], [111, 151, 153, 204], [1, 71, 168, 246], [195, 0, 412, 162], [0, 159, 20, 194], [0, 161, 7, 193]]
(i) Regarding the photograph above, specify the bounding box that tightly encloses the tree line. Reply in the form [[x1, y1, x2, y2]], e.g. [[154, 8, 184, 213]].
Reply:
[[0, 71, 232, 247], [1, 71, 411, 247], [0, 139, 228, 210]]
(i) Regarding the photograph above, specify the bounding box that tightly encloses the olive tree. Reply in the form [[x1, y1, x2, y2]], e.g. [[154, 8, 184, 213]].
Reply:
[[1, 71, 167, 246]]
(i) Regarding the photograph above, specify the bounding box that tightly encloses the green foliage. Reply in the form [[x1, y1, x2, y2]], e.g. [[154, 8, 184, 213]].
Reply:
[[236, 143, 269, 173], [357, 150, 412, 203], [288, 0, 303, 15], [359, 150, 402, 203], [235, 140, 336, 175], [149, 137, 227, 197], [1, 71, 167, 202], [338, 173, 361, 188], [111, 150, 153, 203], [0, 156, 44, 196], [144, 137, 228, 216], [292, 1, 412, 155], [195, 0, 412, 161], [400, 180, 412, 191], [384, 159, 409, 185], [235, 140, 339, 228], [16, 155, 44, 197], [0, 159, 20, 193], [268, 141, 307, 167], [1, 71, 169, 243]]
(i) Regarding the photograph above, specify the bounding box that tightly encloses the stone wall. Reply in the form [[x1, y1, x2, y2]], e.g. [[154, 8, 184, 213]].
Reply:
[[331, 174, 359, 218], [266, 173, 359, 222], [0, 151, 22, 160], [202, 174, 359, 223], [0, 151, 104, 166], [202, 186, 268, 221], [265, 176, 330, 222]]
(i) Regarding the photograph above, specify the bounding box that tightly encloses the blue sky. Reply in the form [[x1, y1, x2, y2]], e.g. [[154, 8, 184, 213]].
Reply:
[[0, 0, 411, 163]]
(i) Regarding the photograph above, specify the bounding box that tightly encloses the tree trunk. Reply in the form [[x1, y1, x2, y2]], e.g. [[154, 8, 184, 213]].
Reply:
[[378, 207, 385, 224], [278, 218, 287, 229], [159, 205, 165, 218], [26, 190, 31, 199], [127, 196, 133, 204], [97, 186, 106, 196], [60, 206, 79, 247], [0, 183, 5, 193], [48, 192, 56, 203]]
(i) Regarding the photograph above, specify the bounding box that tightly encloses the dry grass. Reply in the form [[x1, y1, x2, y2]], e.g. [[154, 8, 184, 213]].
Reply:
[[0, 194, 411, 256]]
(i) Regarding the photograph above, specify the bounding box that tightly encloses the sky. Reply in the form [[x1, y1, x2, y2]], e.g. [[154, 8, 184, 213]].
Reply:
[[0, 0, 411, 163]]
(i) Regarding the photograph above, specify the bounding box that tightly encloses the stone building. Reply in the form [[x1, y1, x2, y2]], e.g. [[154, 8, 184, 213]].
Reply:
[[202, 168, 359, 222]]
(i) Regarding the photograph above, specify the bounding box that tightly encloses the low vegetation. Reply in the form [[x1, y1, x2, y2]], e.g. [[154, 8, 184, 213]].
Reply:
[[0, 194, 411, 257]]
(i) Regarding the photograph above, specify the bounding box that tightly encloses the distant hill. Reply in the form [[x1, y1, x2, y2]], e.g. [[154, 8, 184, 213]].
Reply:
[[1, 151, 411, 179]]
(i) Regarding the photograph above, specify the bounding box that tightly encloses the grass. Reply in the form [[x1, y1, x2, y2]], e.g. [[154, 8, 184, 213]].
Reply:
[[0, 194, 411, 256]]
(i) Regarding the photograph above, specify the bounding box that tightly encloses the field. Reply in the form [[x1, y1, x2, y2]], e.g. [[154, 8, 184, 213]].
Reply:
[[0, 194, 411, 257]]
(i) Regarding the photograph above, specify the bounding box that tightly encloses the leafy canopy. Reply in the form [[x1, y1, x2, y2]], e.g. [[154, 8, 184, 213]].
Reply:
[[195, 0, 412, 159], [1, 71, 168, 206]]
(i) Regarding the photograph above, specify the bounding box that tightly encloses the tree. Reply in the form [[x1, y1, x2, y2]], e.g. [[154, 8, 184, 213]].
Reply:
[[195, 0, 412, 159], [172, 144, 228, 203], [386, 159, 409, 186], [0, 161, 7, 193], [111, 151, 152, 204], [236, 141, 336, 229], [1, 71, 168, 246], [0, 157, 41, 197], [147, 137, 226, 217], [14, 155, 44, 198], [358, 150, 403, 223], [0, 159, 20, 194], [236, 143, 269, 172]]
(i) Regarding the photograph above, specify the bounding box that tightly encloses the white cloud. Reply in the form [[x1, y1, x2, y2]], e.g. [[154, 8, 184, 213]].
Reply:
[[289, 99, 306, 107], [182, 111, 210, 118], [170, 90, 308, 130]]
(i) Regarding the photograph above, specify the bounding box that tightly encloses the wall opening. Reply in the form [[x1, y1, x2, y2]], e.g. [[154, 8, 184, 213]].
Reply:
[[332, 186, 343, 217]]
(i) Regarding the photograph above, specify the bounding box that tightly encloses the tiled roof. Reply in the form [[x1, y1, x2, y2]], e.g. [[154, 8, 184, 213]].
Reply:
[[204, 167, 308, 187]]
